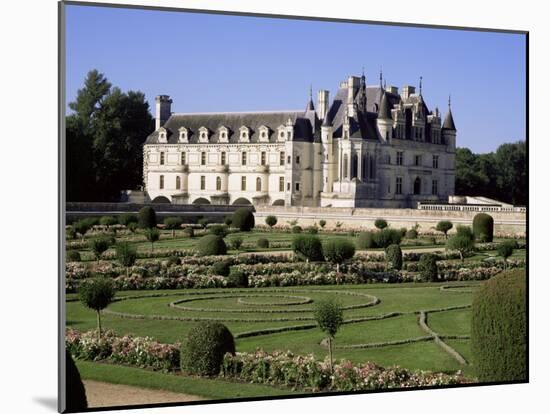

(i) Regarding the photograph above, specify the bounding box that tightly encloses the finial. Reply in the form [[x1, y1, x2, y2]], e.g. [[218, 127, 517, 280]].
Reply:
[[419, 76, 423, 96], [362, 66, 365, 78], [448, 94, 451, 108], [380, 69, 383, 88], [309, 84, 312, 100], [384, 79, 387, 89]]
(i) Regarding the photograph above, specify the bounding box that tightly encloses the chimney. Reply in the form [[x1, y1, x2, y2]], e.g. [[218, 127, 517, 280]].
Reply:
[[155, 95, 172, 130], [317, 90, 329, 120], [401, 85, 415, 100], [347, 76, 360, 117], [386, 85, 398, 95]]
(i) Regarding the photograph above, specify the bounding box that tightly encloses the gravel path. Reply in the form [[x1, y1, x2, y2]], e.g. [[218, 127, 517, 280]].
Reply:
[[83, 380, 203, 408]]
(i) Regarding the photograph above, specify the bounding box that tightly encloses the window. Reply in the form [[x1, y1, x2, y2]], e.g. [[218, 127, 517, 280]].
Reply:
[[396, 151, 403, 166], [395, 177, 402, 195], [176, 176, 181, 190], [287, 155, 291, 164], [343, 154, 348, 179], [221, 152, 226, 165], [256, 177, 262, 191], [287, 182, 290, 191], [201, 152, 206, 166], [261, 152, 266, 166], [415, 155, 421, 166], [216, 176, 222, 191], [159, 175, 164, 189], [181, 152, 186, 165], [279, 176, 284, 192], [432, 180, 438, 195], [241, 176, 247, 191], [280, 152, 285, 166], [386, 154, 391, 164], [160, 152, 165, 165], [296, 155, 300, 164], [200, 176, 205, 190], [242, 152, 247, 166], [295, 182, 300, 192], [280, 131, 285, 138], [432, 155, 439, 169]]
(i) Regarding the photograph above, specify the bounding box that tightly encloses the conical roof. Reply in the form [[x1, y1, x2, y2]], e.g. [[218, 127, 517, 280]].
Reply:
[[442, 109, 456, 131], [378, 92, 392, 120]]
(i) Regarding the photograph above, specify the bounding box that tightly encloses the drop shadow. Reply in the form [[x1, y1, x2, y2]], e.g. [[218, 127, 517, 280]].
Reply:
[[33, 396, 58, 412]]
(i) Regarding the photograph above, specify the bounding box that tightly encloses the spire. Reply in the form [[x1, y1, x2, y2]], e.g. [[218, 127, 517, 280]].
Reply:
[[380, 69, 383, 89], [358, 70, 367, 112], [442, 94, 456, 131], [419, 76, 423, 96], [378, 92, 392, 120], [305, 85, 314, 111]]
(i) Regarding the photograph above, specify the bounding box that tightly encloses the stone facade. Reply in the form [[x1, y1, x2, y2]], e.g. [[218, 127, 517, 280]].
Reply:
[[143, 74, 457, 208]]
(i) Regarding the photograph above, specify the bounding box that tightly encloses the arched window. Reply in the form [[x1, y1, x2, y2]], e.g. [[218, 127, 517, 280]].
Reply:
[[414, 177, 421, 195], [216, 176, 221, 191], [176, 176, 181, 190], [256, 177, 262, 191], [159, 175, 164, 189], [343, 154, 349, 179]]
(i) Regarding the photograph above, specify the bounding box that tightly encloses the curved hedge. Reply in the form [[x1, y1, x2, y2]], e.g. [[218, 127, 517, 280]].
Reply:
[[473, 213, 494, 242], [180, 322, 235, 376], [197, 235, 227, 256], [471, 269, 526, 382]]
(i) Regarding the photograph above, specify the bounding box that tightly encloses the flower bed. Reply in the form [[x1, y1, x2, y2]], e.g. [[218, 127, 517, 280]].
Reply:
[[65, 329, 179, 372], [220, 350, 468, 391]]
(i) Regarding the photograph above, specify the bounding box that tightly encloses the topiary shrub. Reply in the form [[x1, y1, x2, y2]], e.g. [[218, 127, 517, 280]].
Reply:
[[229, 236, 243, 251], [227, 269, 248, 287], [418, 253, 438, 282], [210, 261, 231, 277], [197, 235, 227, 256], [118, 213, 138, 226], [78, 278, 115, 338], [180, 322, 236, 376], [307, 226, 319, 234], [292, 225, 303, 234], [144, 228, 160, 252], [66, 250, 81, 262], [138, 206, 157, 229], [447, 227, 474, 261], [99, 216, 117, 228], [323, 239, 355, 272], [473, 213, 494, 242], [374, 218, 388, 230], [435, 220, 453, 239], [197, 218, 209, 229], [232, 208, 255, 231], [471, 269, 526, 382], [257, 238, 270, 248], [497, 240, 516, 269], [224, 215, 233, 226], [292, 234, 324, 262], [373, 228, 402, 248], [164, 217, 183, 237], [385, 244, 403, 271], [90, 237, 112, 261], [115, 242, 137, 276], [183, 227, 195, 238], [209, 224, 228, 237], [265, 215, 278, 228], [65, 349, 88, 411], [319, 220, 327, 229], [356, 232, 376, 249]]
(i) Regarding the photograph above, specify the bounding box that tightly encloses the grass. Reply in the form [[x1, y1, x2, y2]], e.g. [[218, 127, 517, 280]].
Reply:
[[76, 360, 300, 399]]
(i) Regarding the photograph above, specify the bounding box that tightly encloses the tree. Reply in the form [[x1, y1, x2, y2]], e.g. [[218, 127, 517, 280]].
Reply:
[[116, 242, 137, 276], [164, 217, 183, 238], [323, 239, 356, 272], [497, 240, 516, 269], [90, 237, 112, 262], [374, 219, 388, 230], [265, 215, 278, 229], [232, 208, 255, 231], [385, 244, 403, 271], [435, 221, 453, 239], [319, 220, 327, 229], [118, 213, 138, 226], [197, 218, 209, 229], [418, 253, 438, 282], [79, 278, 115, 338], [292, 235, 324, 262], [313, 298, 344, 372], [99, 216, 117, 229], [73, 218, 95, 241], [144, 228, 160, 252], [446, 232, 474, 262], [138, 206, 157, 229]]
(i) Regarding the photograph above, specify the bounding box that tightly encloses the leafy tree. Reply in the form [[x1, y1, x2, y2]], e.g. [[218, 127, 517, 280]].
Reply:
[[90, 237, 112, 261], [144, 228, 160, 252], [138, 206, 156, 229], [373, 228, 402, 248], [313, 298, 344, 372], [183, 227, 195, 238], [292, 235, 324, 262], [118, 213, 138, 226], [323, 239, 356, 272], [446, 232, 474, 262], [73, 219, 93, 241], [265, 215, 278, 228], [374, 219, 388, 230], [99, 216, 117, 228], [79, 278, 115, 338], [164, 217, 183, 237], [435, 220, 453, 239], [116, 242, 137, 276], [210, 261, 231, 277], [497, 240, 516, 269]]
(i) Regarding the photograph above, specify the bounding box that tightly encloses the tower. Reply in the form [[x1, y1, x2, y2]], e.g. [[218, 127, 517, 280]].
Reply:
[[376, 92, 393, 143], [155, 95, 172, 130]]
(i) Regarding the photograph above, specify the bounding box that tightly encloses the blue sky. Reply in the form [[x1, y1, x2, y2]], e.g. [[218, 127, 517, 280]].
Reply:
[[65, 4, 526, 153]]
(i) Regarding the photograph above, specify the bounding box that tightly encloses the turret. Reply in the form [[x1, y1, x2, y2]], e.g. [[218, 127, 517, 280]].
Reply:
[[442, 95, 457, 149], [377, 92, 393, 142], [155, 95, 172, 130]]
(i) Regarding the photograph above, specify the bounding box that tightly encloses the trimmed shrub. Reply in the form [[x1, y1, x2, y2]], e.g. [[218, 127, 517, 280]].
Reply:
[[138, 206, 157, 229], [319, 220, 327, 228], [473, 213, 494, 242], [166, 256, 181, 266], [229, 236, 243, 250], [307, 226, 319, 234], [118, 213, 138, 226], [497, 240, 516, 269], [456, 225, 474, 239], [292, 235, 324, 262], [257, 238, 270, 248], [228, 269, 248, 287], [313, 298, 344, 370], [164, 217, 183, 237], [66, 250, 81, 262], [373, 228, 402, 249], [197, 235, 227, 256], [65, 349, 88, 411], [211, 261, 231, 277], [418, 253, 438, 282], [265, 215, 278, 228], [115, 242, 137, 276], [197, 218, 209, 229], [144, 228, 160, 251], [471, 269, 526, 382], [209, 224, 228, 237], [73, 219, 93, 239], [323, 239, 355, 272], [232, 208, 255, 231], [374, 218, 388, 230], [180, 322, 236, 376], [292, 225, 303, 234], [385, 244, 403, 271], [436, 220, 453, 239], [78, 278, 115, 337], [183, 227, 195, 238], [405, 229, 418, 239], [446, 230, 474, 261], [224, 215, 233, 226], [90, 237, 112, 261], [99, 216, 117, 227], [127, 222, 138, 233], [356, 232, 376, 249]]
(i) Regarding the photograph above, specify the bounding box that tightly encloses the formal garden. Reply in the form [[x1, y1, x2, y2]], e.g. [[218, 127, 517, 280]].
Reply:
[[64, 207, 527, 408]]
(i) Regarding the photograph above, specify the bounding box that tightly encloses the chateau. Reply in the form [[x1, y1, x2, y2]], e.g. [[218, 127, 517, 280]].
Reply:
[[143, 73, 456, 208]]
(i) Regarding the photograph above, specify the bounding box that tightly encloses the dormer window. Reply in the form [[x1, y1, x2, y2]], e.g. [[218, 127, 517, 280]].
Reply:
[[178, 127, 188, 143], [158, 127, 167, 143], [258, 125, 270, 142], [277, 125, 286, 142], [239, 126, 250, 142], [198, 126, 210, 143], [218, 126, 229, 143]]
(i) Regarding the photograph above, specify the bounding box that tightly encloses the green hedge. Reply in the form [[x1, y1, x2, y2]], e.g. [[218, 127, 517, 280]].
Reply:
[[197, 235, 227, 256], [385, 244, 403, 271], [471, 269, 526, 382], [473, 213, 494, 242], [232, 208, 255, 231]]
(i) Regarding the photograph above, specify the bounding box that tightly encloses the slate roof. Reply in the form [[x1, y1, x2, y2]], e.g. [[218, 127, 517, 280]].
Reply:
[[442, 109, 457, 131]]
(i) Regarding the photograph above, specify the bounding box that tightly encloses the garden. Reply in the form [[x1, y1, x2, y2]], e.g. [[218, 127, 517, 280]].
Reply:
[[65, 208, 527, 407]]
